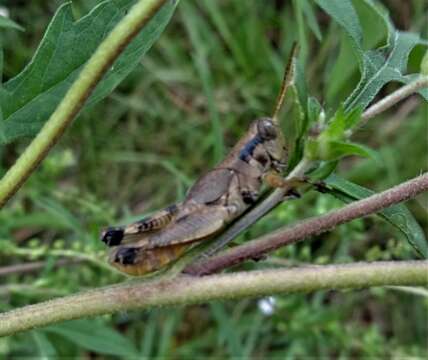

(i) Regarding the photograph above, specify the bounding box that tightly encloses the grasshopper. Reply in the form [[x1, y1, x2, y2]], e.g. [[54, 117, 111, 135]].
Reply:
[[101, 46, 299, 276]]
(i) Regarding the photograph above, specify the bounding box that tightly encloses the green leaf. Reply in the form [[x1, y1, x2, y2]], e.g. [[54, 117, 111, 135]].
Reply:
[[282, 53, 309, 170], [316, 0, 427, 109], [344, 32, 428, 111], [329, 141, 379, 161], [324, 105, 362, 140], [44, 319, 139, 357], [324, 174, 428, 258], [33, 197, 88, 240], [305, 105, 366, 162], [306, 96, 323, 126], [0, 0, 177, 144], [200, 0, 252, 76], [0, 14, 24, 31], [0, 45, 3, 84], [421, 49, 428, 75], [326, 0, 390, 103], [306, 138, 378, 162], [211, 303, 243, 355], [308, 160, 338, 181], [314, 0, 362, 50], [300, 0, 322, 41], [0, 44, 4, 143], [293, 0, 309, 67], [181, 1, 224, 163], [305, 80, 376, 163], [32, 331, 57, 359]]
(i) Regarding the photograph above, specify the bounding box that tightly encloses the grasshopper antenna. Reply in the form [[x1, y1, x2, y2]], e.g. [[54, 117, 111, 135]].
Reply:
[[271, 42, 299, 124]]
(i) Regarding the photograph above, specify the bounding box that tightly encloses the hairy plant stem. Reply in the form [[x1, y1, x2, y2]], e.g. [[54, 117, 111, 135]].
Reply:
[[360, 75, 428, 123], [1, 260, 426, 337], [0, 0, 169, 208], [186, 172, 428, 275]]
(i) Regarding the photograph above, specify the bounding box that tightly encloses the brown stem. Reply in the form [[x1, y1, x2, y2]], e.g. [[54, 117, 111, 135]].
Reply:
[[360, 76, 428, 122], [1, 260, 426, 336], [185, 172, 428, 275]]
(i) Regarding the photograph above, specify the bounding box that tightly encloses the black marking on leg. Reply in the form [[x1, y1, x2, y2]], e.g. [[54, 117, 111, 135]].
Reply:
[[136, 204, 179, 231], [313, 180, 329, 193], [165, 203, 179, 215], [135, 216, 155, 231], [114, 247, 138, 265], [284, 188, 301, 199], [241, 190, 258, 205], [101, 227, 124, 246]]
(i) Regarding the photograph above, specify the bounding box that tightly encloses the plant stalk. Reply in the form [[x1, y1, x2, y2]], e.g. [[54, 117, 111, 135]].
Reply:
[[0, 260, 426, 337], [0, 0, 169, 208]]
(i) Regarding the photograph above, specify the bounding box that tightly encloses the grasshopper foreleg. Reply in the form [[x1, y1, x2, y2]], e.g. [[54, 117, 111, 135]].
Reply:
[[264, 172, 327, 198]]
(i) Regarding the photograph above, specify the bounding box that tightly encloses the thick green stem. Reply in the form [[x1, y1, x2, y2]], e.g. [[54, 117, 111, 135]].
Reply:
[[0, 260, 426, 337], [0, 0, 168, 208]]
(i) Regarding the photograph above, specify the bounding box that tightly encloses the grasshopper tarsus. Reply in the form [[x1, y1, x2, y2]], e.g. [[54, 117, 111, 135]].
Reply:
[[101, 227, 124, 247], [284, 188, 301, 200], [312, 180, 329, 193]]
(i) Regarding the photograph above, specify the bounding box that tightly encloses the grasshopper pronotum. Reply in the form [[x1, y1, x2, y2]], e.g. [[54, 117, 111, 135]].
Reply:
[[101, 45, 299, 276]]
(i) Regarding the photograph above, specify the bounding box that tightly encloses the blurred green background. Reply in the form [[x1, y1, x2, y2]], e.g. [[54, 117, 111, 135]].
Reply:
[[0, 0, 427, 357]]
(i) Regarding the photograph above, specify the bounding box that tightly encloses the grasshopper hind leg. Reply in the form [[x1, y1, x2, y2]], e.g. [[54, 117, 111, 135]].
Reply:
[[101, 204, 180, 247], [101, 226, 125, 247], [109, 242, 189, 276], [113, 246, 138, 265]]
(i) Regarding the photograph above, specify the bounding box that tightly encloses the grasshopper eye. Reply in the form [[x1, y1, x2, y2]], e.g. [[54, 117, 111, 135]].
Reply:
[[257, 118, 277, 140]]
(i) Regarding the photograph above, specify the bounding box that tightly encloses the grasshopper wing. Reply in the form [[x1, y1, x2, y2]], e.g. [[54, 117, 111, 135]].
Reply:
[[132, 204, 230, 248], [185, 168, 235, 205], [108, 205, 229, 272]]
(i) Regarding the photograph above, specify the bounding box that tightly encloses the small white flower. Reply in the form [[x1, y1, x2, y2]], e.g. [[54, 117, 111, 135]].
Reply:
[[258, 296, 276, 316], [0, 6, 10, 18]]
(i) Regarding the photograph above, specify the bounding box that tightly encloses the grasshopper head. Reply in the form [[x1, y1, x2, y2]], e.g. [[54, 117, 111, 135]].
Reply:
[[256, 117, 287, 171]]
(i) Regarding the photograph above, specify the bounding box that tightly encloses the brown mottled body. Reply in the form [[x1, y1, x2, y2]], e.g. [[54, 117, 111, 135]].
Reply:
[[102, 118, 288, 275]]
